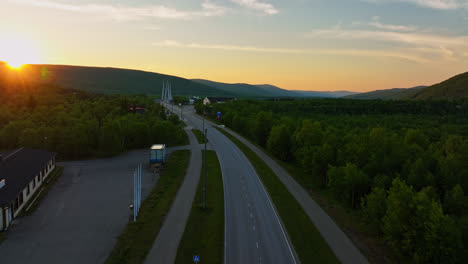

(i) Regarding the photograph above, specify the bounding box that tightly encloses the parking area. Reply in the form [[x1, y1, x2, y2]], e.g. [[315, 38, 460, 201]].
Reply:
[[0, 149, 157, 264]]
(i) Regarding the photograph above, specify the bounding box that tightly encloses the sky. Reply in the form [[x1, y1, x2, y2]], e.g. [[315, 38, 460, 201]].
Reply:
[[0, 0, 468, 92]]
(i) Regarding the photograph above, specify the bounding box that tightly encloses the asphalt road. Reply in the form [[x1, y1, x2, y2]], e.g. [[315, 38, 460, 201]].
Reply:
[[0, 149, 158, 264], [169, 104, 297, 264]]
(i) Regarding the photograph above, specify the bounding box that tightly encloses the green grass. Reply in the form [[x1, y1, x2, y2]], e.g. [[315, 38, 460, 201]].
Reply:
[[216, 128, 339, 264], [192, 129, 208, 144], [18, 166, 64, 217], [106, 150, 191, 264], [175, 150, 224, 264]]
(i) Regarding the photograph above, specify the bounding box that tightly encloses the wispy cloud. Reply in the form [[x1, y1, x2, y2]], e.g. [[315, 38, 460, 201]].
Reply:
[[364, 0, 468, 10], [230, 0, 279, 14], [8, 0, 227, 20], [304, 27, 468, 47], [304, 25, 468, 62], [152, 40, 435, 63], [365, 16, 418, 31]]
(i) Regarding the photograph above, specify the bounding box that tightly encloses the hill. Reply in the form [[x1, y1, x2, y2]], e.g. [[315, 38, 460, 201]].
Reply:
[[1, 63, 236, 98], [191, 79, 297, 97], [406, 72, 468, 100], [291, 90, 357, 98], [345, 86, 426, 100], [192, 79, 356, 98]]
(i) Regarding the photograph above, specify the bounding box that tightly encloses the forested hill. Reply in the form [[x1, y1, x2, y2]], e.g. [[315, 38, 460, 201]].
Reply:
[[345, 86, 426, 100], [347, 72, 468, 100], [0, 63, 188, 159], [405, 72, 468, 100], [192, 79, 356, 98], [191, 79, 297, 97], [1, 62, 236, 97]]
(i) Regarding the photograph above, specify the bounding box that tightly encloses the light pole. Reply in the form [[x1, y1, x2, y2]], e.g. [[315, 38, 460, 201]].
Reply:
[[180, 104, 183, 120], [203, 128, 207, 209]]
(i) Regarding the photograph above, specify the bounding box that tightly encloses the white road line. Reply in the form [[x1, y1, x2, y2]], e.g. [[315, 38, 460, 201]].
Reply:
[[244, 155, 298, 264]]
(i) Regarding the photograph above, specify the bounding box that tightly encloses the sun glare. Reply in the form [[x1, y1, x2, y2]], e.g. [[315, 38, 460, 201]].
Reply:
[[7, 61, 23, 69], [0, 34, 41, 69]]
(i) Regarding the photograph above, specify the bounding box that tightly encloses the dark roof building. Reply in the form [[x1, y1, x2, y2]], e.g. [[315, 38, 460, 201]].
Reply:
[[1, 148, 56, 230]]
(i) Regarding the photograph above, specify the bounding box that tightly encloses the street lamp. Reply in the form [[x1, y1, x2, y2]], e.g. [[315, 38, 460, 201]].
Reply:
[[203, 128, 207, 209]]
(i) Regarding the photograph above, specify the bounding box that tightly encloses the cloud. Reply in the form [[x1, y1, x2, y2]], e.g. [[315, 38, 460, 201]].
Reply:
[[8, 0, 227, 20], [367, 16, 418, 31], [363, 0, 468, 10], [304, 27, 468, 47], [230, 0, 279, 14], [304, 25, 468, 62], [152, 40, 434, 63]]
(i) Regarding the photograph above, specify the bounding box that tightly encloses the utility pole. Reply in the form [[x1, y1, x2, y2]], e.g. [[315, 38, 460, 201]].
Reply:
[[203, 128, 207, 209]]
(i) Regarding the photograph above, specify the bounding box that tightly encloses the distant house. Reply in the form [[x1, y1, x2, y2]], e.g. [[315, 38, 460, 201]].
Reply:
[[0, 148, 56, 231], [203, 97, 236, 105], [128, 105, 146, 114]]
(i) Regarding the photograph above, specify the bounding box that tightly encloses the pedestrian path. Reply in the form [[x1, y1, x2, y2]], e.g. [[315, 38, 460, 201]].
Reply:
[[144, 128, 202, 264]]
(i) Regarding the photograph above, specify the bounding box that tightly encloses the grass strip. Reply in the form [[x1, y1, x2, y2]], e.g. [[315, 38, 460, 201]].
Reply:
[[18, 166, 64, 217], [175, 150, 224, 264], [106, 150, 191, 264], [192, 129, 208, 144], [216, 128, 339, 264]]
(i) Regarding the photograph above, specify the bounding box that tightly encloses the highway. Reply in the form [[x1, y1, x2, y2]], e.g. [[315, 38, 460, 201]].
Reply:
[[169, 104, 297, 264]]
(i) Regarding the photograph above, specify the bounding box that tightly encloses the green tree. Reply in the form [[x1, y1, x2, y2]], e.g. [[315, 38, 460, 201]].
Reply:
[[294, 120, 322, 147], [361, 187, 387, 234], [443, 184, 466, 217], [267, 124, 292, 161], [253, 111, 273, 146]]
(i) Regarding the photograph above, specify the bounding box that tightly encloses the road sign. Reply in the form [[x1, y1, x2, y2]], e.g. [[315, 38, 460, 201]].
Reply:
[[193, 255, 200, 263]]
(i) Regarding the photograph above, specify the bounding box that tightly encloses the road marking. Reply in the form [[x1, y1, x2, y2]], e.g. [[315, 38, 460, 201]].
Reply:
[[253, 225, 256, 231], [256, 242, 259, 248], [242, 154, 298, 264]]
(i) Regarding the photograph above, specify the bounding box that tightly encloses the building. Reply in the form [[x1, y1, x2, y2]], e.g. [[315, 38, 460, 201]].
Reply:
[[0, 148, 56, 231], [203, 97, 236, 105]]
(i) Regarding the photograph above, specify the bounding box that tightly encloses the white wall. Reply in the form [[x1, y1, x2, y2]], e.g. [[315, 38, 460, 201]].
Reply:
[[12, 161, 55, 218]]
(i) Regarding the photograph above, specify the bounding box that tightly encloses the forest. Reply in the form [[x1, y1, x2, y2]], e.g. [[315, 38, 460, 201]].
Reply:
[[0, 80, 187, 159], [197, 98, 468, 263]]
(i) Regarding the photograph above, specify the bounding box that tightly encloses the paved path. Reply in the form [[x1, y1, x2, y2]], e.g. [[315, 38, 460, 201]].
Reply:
[[222, 127, 369, 264], [144, 127, 202, 264]]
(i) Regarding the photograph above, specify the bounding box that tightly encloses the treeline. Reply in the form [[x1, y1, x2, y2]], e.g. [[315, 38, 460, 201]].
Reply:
[[197, 99, 468, 263], [0, 82, 187, 159]]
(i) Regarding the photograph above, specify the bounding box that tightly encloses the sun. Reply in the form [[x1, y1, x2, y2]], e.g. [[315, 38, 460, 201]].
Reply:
[[0, 34, 41, 69], [7, 60, 23, 69]]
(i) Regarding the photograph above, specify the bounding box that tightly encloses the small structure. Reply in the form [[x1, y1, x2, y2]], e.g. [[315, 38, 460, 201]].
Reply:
[[149, 144, 166, 173], [0, 148, 56, 231], [203, 97, 236, 105]]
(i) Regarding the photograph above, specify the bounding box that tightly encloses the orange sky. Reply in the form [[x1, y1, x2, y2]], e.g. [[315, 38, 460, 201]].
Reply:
[[1, 0, 467, 92]]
